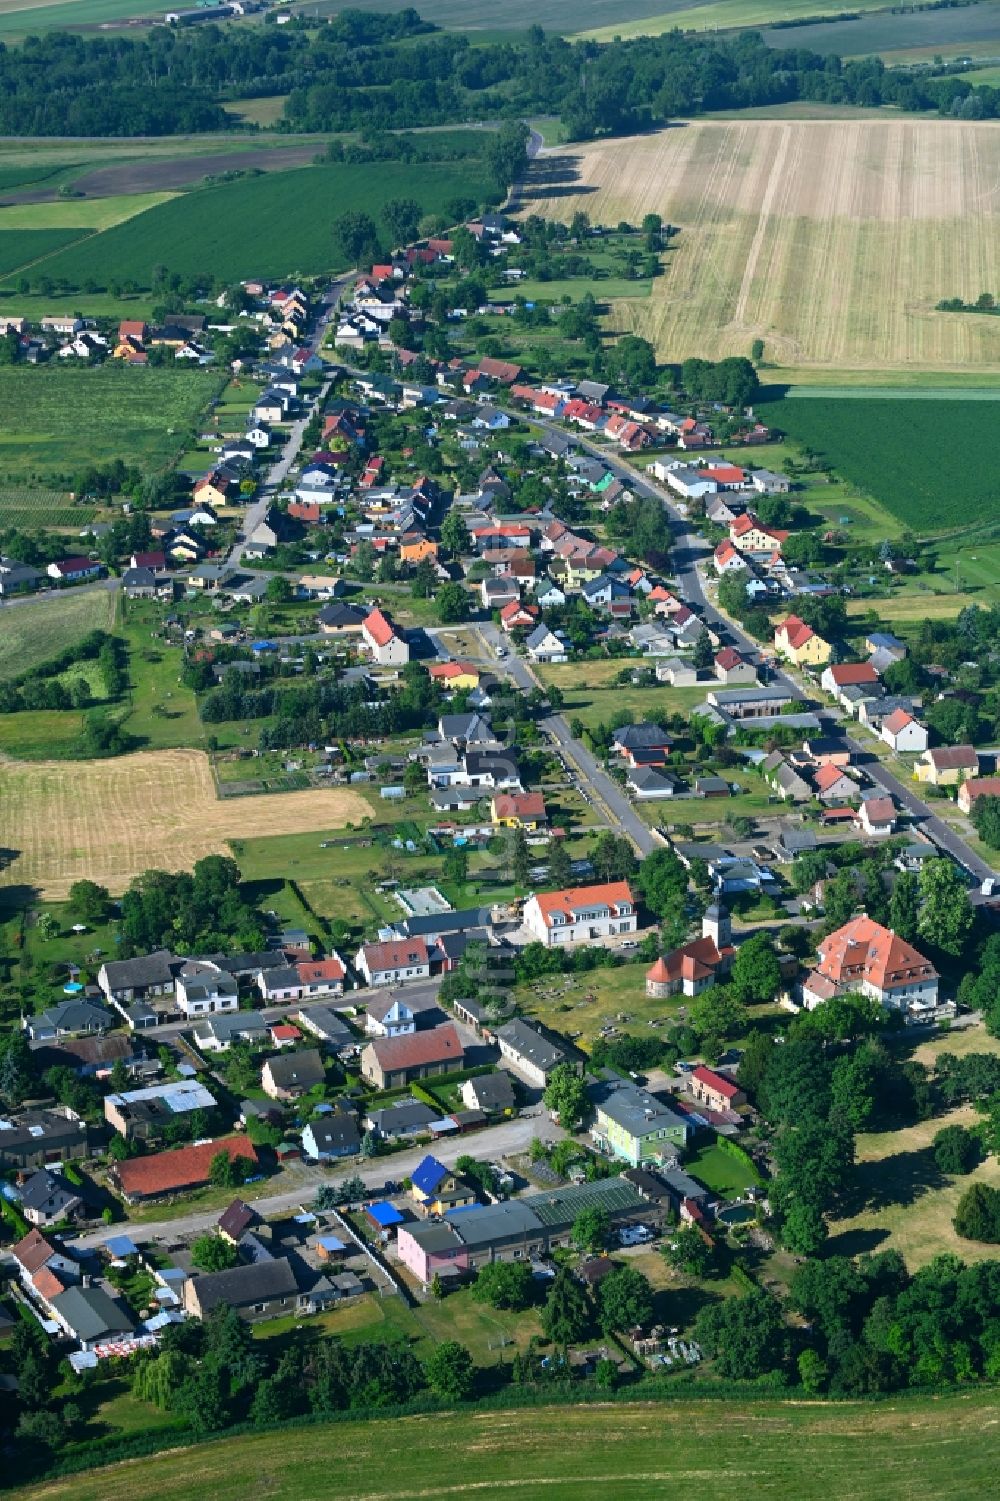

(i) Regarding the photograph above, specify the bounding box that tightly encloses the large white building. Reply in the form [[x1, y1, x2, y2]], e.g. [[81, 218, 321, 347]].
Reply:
[[522, 881, 637, 947], [803, 915, 945, 1023]]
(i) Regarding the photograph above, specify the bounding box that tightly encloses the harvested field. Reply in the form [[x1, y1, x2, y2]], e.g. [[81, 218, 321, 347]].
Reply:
[[0, 749, 372, 900], [523, 120, 1000, 373]]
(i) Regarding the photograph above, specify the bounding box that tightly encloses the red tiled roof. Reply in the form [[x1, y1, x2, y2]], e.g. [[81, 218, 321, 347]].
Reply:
[[861, 796, 895, 824], [817, 916, 936, 991], [882, 708, 915, 735], [715, 647, 744, 670], [813, 763, 851, 791], [33, 1266, 68, 1301], [363, 607, 397, 648], [429, 661, 478, 680], [827, 662, 880, 686], [367, 1023, 464, 1072], [706, 465, 745, 484], [296, 957, 345, 983], [478, 357, 522, 383], [13, 1228, 56, 1275], [691, 1064, 741, 1100], [493, 792, 547, 821], [269, 1024, 302, 1041], [531, 881, 635, 928], [114, 1135, 257, 1200], [362, 937, 430, 973], [961, 776, 1000, 802], [647, 936, 729, 985]]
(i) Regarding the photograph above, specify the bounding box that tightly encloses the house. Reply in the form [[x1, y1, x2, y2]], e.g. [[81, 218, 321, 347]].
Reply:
[[612, 723, 672, 765], [591, 1081, 691, 1167], [499, 599, 538, 632], [522, 881, 637, 947], [46, 557, 102, 585], [183, 1258, 302, 1323], [807, 915, 940, 1019], [812, 763, 859, 805], [714, 647, 757, 685], [689, 1066, 746, 1112], [257, 957, 346, 1004], [627, 766, 679, 800], [362, 606, 409, 667], [365, 996, 417, 1038], [881, 708, 928, 754], [524, 624, 567, 663], [262, 1048, 326, 1101], [366, 1100, 441, 1139], [761, 751, 811, 803], [802, 737, 852, 769], [104, 1079, 216, 1140], [713, 540, 748, 575], [428, 661, 481, 692], [858, 794, 896, 837], [112, 1135, 258, 1203], [645, 905, 733, 999], [24, 998, 112, 1041], [18, 1168, 83, 1228], [460, 1072, 516, 1115], [410, 1154, 476, 1216], [192, 1010, 268, 1053], [774, 615, 832, 667], [865, 631, 906, 660], [50, 1284, 136, 1352], [355, 937, 431, 987], [218, 1199, 257, 1245], [360, 1024, 465, 1090], [0, 1109, 89, 1170], [302, 1111, 361, 1161], [490, 792, 548, 830], [730, 512, 788, 558], [821, 661, 881, 702], [294, 1006, 355, 1053], [958, 776, 1000, 814], [0, 557, 44, 597], [495, 1018, 578, 1089], [914, 745, 979, 786], [174, 960, 238, 1018], [317, 602, 367, 636]]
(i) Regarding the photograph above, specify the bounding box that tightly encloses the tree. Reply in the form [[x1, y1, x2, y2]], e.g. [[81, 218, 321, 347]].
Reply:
[[954, 1182, 1000, 1243], [729, 933, 781, 1004], [571, 1205, 611, 1253], [830, 1043, 885, 1130], [540, 1266, 590, 1346], [888, 869, 920, 943], [694, 1288, 785, 1380], [436, 583, 470, 624], [547, 837, 572, 890], [780, 1199, 828, 1256], [440, 509, 468, 557], [972, 795, 1000, 852], [635, 846, 688, 920], [191, 1233, 239, 1272], [934, 1124, 980, 1176], [67, 878, 110, 925], [917, 858, 974, 958], [692, 627, 714, 672], [209, 1149, 252, 1189], [265, 575, 292, 604], [543, 1063, 588, 1129], [689, 987, 748, 1046], [508, 824, 531, 888], [664, 1226, 716, 1278], [381, 197, 422, 246], [424, 1340, 474, 1402], [472, 1260, 534, 1311], [798, 1348, 828, 1395], [597, 1265, 654, 1334], [333, 210, 381, 265]]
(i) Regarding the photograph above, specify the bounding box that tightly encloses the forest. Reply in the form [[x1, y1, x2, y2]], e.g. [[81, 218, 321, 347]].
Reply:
[[5, 11, 1000, 138]]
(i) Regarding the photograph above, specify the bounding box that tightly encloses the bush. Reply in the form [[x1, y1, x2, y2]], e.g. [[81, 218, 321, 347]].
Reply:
[[954, 1182, 1000, 1243], [933, 1124, 980, 1176]]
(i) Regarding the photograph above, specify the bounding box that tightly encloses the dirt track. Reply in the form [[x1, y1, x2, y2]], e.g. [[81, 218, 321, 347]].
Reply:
[[0, 748, 371, 900]]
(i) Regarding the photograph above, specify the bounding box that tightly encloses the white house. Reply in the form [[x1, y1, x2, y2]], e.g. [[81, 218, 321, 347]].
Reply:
[[174, 961, 238, 1018], [525, 623, 567, 663], [522, 881, 637, 948], [364, 996, 416, 1037], [354, 938, 431, 987], [880, 708, 928, 754], [362, 606, 409, 666]]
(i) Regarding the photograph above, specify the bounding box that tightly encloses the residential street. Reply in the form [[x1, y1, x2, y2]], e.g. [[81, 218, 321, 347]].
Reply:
[[68, 1110, 558, 1251]]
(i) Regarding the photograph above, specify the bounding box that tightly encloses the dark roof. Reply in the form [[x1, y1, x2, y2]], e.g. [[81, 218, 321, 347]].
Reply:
[[396, 906, 492, 938], [263, 1048, 325, 1090], [366, 1100, 439, 1134], [50, 1285, 134, 1343], [100, 950, 178, 990], [189, 1256, 299, 1314], [18, 1169, 79, 1217], [306, 1116, 361, 1153], [218, 1199, 256, 1241], [464, 1072, 515, 1110]]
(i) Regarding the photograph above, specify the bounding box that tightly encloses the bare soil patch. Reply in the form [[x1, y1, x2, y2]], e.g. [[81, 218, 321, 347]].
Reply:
[[0, 748, 371, 899], [71, 146, 319, 197]]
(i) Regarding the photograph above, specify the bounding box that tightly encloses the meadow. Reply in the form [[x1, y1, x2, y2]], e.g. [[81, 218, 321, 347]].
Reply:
[[0, 0, 163, 40], [759, 394, 1000, 531], [0, 365, 225, 485], [523, 120, 1000, 375], [0, 749, 372, 900], [759, 6, 1000, 62], [0, 587, 116, 680], [30, 160, 498, 287], [15, 1391, 1000, 1501], [0, 229, 85, 276]]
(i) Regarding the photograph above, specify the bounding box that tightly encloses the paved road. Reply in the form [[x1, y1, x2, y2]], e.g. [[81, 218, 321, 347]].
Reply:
[[228, 277, 351, 567], [68, 1111, 558, 1250]]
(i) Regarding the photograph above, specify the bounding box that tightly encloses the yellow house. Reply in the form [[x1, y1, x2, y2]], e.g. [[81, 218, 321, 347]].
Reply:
[[773, 615, 832, 667], [428, 661, 480, 692], [914, 746, 979, 786], [400, 537, 438, 564], [194, 479, 229, 510], [410, 1155, 476, 1217], [490, 792, 547, 830]]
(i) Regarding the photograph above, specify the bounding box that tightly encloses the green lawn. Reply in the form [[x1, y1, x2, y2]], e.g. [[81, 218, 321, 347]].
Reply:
[[17, 1390, 1000, 1500], [0, 588, 117, 681], [118, 608, 205, 751], [517, 959, 682, 1052], [685, 1134, 759, 1197]]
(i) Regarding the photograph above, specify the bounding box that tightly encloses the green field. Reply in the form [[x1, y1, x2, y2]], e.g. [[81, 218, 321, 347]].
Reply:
[[31, 161, 497, 287], [0, 588, 117, 680], [759, 6, 1000, 61], [0, 0, 162, 40], [759, 395, 1000, 533], [16, 1391, 1000, 1500], [0, 365, 224, 485], [0, 229, 88, 277]]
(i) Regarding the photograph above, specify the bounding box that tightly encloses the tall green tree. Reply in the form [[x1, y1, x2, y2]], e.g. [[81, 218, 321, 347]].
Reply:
[[540, 1266, 591, 1347]]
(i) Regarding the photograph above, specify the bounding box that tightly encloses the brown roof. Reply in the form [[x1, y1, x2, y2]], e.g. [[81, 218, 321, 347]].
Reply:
[[114, 1135, 257, 1200], [962, 776, 1000, 802], [218, 1198, 256, 1240], [817, 916, 936, 992], [367, 1023, 464, 1073], [361, 937, 430, 973], [827, 662, 880, 686], [13, 1228, 56, 1275], [33, 1266, 68, 1301], [925, 745, 978, 770]]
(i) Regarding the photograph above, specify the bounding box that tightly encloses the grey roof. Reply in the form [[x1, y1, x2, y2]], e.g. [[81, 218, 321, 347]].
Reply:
[[628, 766, 678, 793], [50, 1285, 135, 1343], [18, 1169, 80, 1218], [591, 1081, 689, 1139], [194, 1010, 266, 1043], [439, 712, 494, 744], [263, 1048, 325, 1089], [658, 1168, 711, 1202], [496, 1019, 567, 1073], [189, 1256, 299, 1314], [218, 950, 288, 977], [32, 999, 112, 1034], [612, 722, 670, 750], [305, 1116, 360, 1154], [260, 965, 301, 992], [406, 1219, 464, 1254], [297, 1006, 353, 1044], [464, 1072, 515, 1110], [100, 950, 177, 991], [366, 1100, 439, 1135], [526, 1176, 645, 1229], [450, 1199, 541, 1249], [0, 1110, 89, 1162], [396, 906, 492, 939]]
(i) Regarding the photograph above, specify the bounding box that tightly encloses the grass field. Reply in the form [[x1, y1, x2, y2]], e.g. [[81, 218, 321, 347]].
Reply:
[[0, 588, 116, 680], [580, 0, 900, 38], [0, 229, 87, 276], [0, 0, 162, 39], [758, 395, 1000, 531], [0, 193, 173, 231], [759, 6, 1000, 62], [222, 96, 291, 127], [30, 161, 497, 287], [0, 365, 224, 486], [0, 749, 373, 900], [524, 120, 1000, 374], [17, 1391, 1000, 1501]]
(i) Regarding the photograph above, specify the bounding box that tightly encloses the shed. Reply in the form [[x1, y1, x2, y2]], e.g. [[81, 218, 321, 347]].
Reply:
[[365, 1200, 404, 1232]]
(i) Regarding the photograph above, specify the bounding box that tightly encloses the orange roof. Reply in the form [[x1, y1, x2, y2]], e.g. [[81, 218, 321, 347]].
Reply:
[[270, 1024, 302, 1041], [363, 607, 397, 648], [361, 937, 430, 972], [367, 1023, 464, 1072], [649, 936, 729, 985], [961, 776, 1000, 802], [493, 792, 547, 820], [813, 763, 850, 791], [707, 465, 745, 484], [531, 881, 635, 928], [827, 662, 879, 687], [13, 1228, 56, 1275], [882, 708, 914, 735], [296, 957, 345, 982], [33, 1266, 68, 1301], [114, 1135, 257, 1200], [817, 916, 936, 992], [777, 615, 816, 651], [429, 661, 478, 680]]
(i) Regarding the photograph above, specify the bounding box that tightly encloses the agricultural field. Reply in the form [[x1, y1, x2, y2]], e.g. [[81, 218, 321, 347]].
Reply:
[[759, 5, 1000, 63], [0, 230, 86, 277], [0, 749, 373, 900], [0, 0, 161, 40], [523, 120, 1000, 375], [29, 160, 498, 287], [758, 394, 1000, 531], [579, 0, 901, 39], [0, 588, 116, 680], [16, 1391, 1000, 1501], [0, 486, 91, 530], [0, 365, 224, 487]]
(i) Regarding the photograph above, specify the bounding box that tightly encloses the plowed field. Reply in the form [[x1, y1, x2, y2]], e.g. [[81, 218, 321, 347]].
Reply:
[[0, 748, 371, 899], [524, 120, 1000, 372]]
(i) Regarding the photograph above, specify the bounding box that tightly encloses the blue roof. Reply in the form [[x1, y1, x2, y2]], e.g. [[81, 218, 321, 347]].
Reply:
[[366, 1200, 404, 1227], [318, 1235, 347, 1252], [410, 1154, 448, 1197], [104, 1234, 138, 1258]]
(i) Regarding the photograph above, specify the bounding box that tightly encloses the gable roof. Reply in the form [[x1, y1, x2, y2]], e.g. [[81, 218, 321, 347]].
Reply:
[[924, 744, 978, 770], [365, 1024, 464, 1072], [361, 937, 430, 973], [827, 662, 880, 687], [691, 1065, 741, 1101], [411, 1154, 450, 1196], [363, 607, 398, 647], [882, 707, 915, 735], [114, 1134, 256, 1198], [529, 881, 634, 928], [264, 1048, 325, 1089], [189, 1256, 299, 1315]]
